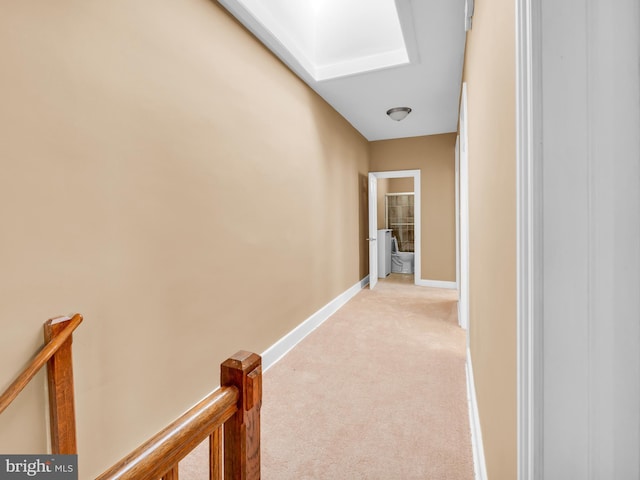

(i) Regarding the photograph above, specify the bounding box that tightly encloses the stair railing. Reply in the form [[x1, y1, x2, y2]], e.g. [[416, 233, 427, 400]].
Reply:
[[96, 350, 262, 480], [0, 313, 83, 454], [0, 314, 261, 479]]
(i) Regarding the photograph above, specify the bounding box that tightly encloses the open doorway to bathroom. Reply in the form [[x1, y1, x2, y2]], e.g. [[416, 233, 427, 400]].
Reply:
[[367, 170, 421, 289], [383, 190, 415, 276]]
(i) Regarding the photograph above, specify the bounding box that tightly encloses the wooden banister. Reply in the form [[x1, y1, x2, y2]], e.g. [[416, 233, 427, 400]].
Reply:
[[97, 350, 262, 480], [44, 315, 81, 454], [221, 351, 262, 480], [0, 314, 82, 422], [1, 316, 261, 480], [97, 387, 238, 480], [0, 314, 81, 455]]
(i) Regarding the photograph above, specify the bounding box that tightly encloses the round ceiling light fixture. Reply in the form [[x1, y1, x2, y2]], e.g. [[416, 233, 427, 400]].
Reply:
[[386, 107, 412, 121]]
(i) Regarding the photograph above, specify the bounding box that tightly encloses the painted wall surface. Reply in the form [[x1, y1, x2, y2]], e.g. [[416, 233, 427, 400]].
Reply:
[[539, 0, 640, 476], [0, 1, 369, 476], [376, 178, 415, 230], [377, 178, 390, 229], [370, 135, 456, 282], [388, 177, 414, 193], [462, 0, 517, 477]]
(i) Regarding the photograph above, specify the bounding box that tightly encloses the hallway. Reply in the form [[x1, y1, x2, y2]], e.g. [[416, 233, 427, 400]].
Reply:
[[183, 275, 474, 479]]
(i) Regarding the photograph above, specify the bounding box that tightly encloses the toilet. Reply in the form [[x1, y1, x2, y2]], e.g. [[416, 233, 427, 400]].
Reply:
[[391, 236, 414, 274]]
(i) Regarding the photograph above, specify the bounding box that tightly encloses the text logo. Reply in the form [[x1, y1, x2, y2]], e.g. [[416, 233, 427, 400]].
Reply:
[[0, 455, 77, 479]]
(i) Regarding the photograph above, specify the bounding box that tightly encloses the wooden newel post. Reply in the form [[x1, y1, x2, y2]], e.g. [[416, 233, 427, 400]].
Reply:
[[221, 351, 262, 480], [43, 314, 82, 455]]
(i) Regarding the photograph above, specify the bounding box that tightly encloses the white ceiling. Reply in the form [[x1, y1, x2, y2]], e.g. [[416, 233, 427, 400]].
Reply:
[[218, 0, 468, 141]]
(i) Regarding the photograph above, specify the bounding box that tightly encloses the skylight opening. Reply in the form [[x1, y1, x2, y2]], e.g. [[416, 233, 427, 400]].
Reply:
[[236, 0, 410, 81]]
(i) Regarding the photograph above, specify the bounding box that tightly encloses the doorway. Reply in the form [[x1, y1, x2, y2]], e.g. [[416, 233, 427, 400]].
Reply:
[[368, 170, 421, 289]]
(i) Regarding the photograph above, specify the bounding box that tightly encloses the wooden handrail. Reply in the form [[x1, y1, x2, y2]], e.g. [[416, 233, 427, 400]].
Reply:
[[96, 387, 239, 480], [1, 317, 261, 479], [97, 350, 262, 480], [0, 314, 83, 416]]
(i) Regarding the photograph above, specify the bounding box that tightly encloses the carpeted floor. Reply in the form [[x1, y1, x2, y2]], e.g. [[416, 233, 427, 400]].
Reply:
[[180, 274, 474, 479]]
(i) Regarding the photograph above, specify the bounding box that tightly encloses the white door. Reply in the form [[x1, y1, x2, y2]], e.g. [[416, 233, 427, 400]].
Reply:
[[368, 173, 378, 289]]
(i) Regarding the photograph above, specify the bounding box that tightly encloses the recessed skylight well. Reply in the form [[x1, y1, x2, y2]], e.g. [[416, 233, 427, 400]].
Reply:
[[231, 0, 411, 81]]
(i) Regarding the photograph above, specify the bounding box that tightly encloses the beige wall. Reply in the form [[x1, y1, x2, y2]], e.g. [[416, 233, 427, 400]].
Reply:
[[0, 1, 369, 476], [370, 135, 456, 282], [388, 177, 414, 193], [463, 0, 517, 477], [377, 178, 414, 230], [376, 178, 390, 229]]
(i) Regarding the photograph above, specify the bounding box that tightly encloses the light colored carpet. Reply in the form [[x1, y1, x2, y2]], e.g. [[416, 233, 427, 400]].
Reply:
[[180, 274, 474, 479]]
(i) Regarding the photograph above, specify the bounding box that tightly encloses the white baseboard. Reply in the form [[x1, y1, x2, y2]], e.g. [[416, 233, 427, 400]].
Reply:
[[416, 279, 458, 289], [466, 348, 488, 480], [261, 276, 369, 372]]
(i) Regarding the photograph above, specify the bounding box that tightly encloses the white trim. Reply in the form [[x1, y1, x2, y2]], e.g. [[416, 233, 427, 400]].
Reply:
[[466, 348, 488, 480], [455, 134, 461, 300], [261, 276, 368, 372], [465, 0, 475, 31], [459, 83, 470, 332], [368, 173, 379, 289], [516, 0, 541, 478], [183, 276, 370, 416], [415, 279, 457, 290], [370, 169, 421, 179], [218, 0, 419, 84]]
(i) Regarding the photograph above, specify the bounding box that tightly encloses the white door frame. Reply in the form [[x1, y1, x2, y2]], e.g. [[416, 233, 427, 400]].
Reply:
[[516, 0, 540, 478], [455, 134, 460, 302], [368, 170, 421, 287], [458, 84, 470, 332], [517, 0, 640, 477], [367, 173, 379, 289]]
